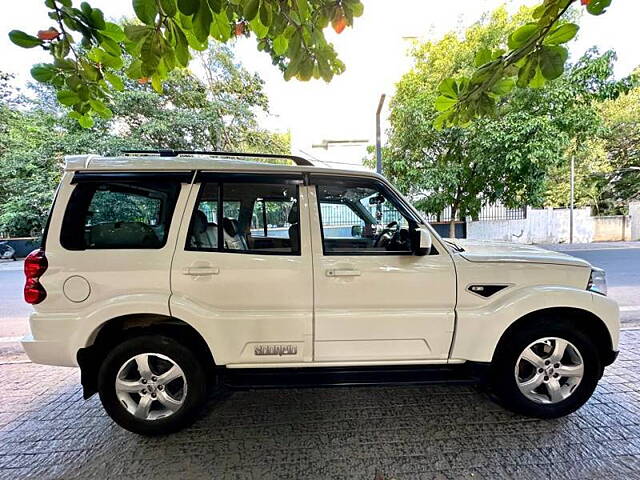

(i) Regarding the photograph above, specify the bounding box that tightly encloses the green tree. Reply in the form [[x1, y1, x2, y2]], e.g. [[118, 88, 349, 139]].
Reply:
[[377, 9, 630, 238], [542, 50, 636, 212], [0, 43, 290, 236], [597, 85, 640, 210]]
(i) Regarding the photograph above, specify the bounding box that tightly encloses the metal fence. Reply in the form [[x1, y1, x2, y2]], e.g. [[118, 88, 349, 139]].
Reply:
[[423, 204, 527, 223]]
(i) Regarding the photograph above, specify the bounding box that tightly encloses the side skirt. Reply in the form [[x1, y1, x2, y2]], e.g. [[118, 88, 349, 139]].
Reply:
[[220, 362, 491, 389]]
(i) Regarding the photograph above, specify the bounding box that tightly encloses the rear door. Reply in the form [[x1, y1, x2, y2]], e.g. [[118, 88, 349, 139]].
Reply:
[[170, 173, 314, 366]]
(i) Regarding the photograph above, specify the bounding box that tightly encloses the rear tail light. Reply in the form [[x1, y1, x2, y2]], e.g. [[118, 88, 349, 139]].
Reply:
[[24, 249, 48, 304]]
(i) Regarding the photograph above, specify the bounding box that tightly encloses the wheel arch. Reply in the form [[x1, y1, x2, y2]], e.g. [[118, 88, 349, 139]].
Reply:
[[491, 307, 615, 369], [77, 313, 216, 399]]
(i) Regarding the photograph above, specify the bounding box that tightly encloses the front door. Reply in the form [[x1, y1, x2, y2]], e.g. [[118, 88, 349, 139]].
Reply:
[[309, 175, 456, 363], [170, 173, 313, 366]]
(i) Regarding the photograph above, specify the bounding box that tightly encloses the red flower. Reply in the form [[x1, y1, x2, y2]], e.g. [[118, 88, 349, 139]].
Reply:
[[581, 0, 591, 5]]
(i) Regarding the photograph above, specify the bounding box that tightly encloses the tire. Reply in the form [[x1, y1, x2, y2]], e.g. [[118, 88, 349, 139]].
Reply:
[[490, 319, 601, 419], [98, 335, 208, 435]]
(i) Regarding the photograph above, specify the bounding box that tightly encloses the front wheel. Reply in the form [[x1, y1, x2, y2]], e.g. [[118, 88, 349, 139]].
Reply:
[[491, 322, 601, 418], [98, 335, 208, 435]]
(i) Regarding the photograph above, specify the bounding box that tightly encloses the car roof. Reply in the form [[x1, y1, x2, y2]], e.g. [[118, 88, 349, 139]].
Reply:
[[64, 154, 383, 180]]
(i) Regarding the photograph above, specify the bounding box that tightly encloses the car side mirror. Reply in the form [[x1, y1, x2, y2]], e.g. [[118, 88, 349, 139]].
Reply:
[[351, 225, 362, 237], [413, 226, 432, 256]]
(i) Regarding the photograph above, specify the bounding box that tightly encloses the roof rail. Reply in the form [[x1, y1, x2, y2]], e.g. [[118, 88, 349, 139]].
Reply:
[[121, 149, 313, 166]]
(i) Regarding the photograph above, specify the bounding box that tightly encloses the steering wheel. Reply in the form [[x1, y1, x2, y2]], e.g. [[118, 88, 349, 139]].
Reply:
[[373, 221, 398, 248], [386, 227, 411, 251]]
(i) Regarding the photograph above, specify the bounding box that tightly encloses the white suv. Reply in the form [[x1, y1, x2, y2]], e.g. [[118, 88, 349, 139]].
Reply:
[[21, 151, 619, 435]]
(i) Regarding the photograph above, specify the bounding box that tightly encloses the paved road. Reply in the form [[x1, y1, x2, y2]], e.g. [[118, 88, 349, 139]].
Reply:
[[1, 329, 639, 479]]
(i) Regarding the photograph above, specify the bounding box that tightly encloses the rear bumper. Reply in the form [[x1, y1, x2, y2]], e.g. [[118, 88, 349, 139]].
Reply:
[[21, 334, 77, 367], [21, 312, 81, 367]]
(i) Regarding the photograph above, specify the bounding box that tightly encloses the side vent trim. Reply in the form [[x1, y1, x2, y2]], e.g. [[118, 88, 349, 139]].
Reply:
[[467, 285, 509, 298]]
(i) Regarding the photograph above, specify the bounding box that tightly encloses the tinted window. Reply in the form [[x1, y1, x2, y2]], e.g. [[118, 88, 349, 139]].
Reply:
[[61, 181, 179, 250], [187, 181, 300, 254], [316, 179, 412, 254]]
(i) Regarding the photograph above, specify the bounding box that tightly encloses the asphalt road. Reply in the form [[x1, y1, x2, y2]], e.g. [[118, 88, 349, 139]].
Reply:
[[1, 241, 639, 344]]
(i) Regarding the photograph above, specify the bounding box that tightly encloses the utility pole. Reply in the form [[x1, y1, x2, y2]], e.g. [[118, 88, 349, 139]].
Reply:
[[569, 154, 575, 244], [375, 94, 386, 174]]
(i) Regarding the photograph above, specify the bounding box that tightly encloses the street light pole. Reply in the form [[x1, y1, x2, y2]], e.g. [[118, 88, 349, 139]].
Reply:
[[375, 94, 386, 174], [570, 154, 575, 244]]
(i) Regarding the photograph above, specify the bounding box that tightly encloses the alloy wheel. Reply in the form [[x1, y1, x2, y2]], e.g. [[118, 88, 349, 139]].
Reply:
[[514, 337, 584, 405], [115, 352, 187, 420]]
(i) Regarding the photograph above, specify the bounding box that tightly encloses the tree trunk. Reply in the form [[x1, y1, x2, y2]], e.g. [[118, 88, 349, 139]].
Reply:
[[449, 205, 458, 238]]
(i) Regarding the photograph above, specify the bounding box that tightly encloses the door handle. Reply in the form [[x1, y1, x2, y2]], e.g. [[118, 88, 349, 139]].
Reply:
[[326, 269, 361, 277], [182, 266, 220, 276]]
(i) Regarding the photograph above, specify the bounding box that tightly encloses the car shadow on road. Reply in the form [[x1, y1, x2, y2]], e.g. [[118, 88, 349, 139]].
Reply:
[[2, 332, 640, 480]]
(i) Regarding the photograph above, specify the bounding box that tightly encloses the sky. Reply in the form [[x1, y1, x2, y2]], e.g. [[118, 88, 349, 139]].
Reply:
[[2, 0, 639, 168]]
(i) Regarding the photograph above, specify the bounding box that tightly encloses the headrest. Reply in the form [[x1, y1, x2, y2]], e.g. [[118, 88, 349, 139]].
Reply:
[[288, 203, 298, 224], [193, 210, 208, 234], [223, 217, 238, 236]]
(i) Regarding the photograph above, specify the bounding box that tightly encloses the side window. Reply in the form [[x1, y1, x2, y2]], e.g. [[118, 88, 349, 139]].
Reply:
[[61, 181, 180, 250], [187, 181, 300, 254], [316, 179, 413, 254]]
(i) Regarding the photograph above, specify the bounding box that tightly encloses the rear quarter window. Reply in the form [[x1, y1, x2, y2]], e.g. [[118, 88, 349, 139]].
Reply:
[[60, 180, 180, 250]]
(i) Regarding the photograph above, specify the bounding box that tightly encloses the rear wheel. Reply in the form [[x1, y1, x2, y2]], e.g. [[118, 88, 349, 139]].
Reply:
[[98, 335, 207, 435], [491, 321, 601, 418]]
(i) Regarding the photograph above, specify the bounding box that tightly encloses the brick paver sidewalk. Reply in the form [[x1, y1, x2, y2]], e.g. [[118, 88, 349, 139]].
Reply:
[[2, 330, 640, 479]]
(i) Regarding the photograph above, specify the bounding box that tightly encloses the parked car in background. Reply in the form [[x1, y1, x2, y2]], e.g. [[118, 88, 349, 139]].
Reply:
[[0, 241, 16, 261], [21, 151, 619, 435]]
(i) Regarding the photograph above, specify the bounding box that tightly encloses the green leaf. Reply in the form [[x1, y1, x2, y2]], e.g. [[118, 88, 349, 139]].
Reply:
[[125, 25, 152, 43], [433, 111, 453, 130], [133, 0, 158, 25], [474, 47, 492, 67], [126, 59, 143, 79], [78, 114, 94, 128], [141, 33, 164, 76], [89, 98, 112, 118], [9, 30, 42, 48], [243, 0, 260, 21], [160, 0, 177, 16], [259, 2, 272, 27], [517, 55, 538, 88], [249, 17, 268, 39], [173, 27, 190, 66], [434, 95, 457, 112], [272, 35, 288, 55], [351, 0, 364, 17], [544, 23, 579, 45], [90, 8, 106, 29], [178, 0, 199, 16], [529, 66, 546, 88], [99, 22, 125, 42], [539, 45, 568, 81], [210, 10, 231, 41], [104, 71, 124, 91], [508, 23, 539, 49], [491, 78, 515, 95], [295, 0, 310, 19], [587, 0, 612, 16], [151, 75, 163, 93], [57, 89, 81, 106], [208, 0, 222, 13], [193, 0, 213, 42], [30, 63, 56, 82], [437, 78, 458, 99]]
